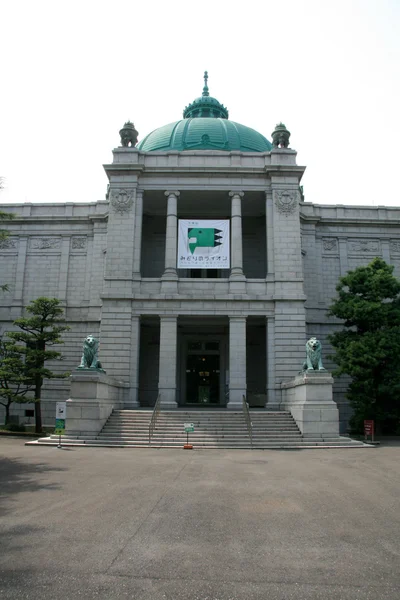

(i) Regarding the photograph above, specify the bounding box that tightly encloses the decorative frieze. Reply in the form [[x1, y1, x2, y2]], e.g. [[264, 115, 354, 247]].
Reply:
[[110, 189, 134, 214], [348, 239, 380, 254], [71, 237, 87, 250], [0, 237, 18, 250], [30, 237, 61, 250], [273, 190, 298, 216], [390, 240, 400, 255], [322, 238, 338, 253]]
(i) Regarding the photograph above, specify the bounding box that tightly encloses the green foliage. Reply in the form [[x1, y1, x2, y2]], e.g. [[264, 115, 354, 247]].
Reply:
[[328, 257, 400, 433], [6, 298, 70, 432], [0, 338, 34, 425], [2, 423, 26, 432]]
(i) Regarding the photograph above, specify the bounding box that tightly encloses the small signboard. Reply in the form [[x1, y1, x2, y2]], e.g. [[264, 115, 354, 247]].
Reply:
[[56, 402, 67, 419], [364, 420, 374, 441], [55, 402, 67, 441], [55, 418, 65, 435], [184, 422, 195, 433]]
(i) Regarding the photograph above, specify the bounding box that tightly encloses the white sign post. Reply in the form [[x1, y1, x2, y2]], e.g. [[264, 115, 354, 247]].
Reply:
[[178, 220, 230, 269], [55, 402, 67, 448], [183, 422, 194, 449]]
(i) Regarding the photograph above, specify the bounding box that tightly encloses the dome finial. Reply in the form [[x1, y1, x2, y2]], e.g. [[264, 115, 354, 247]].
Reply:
[[183, 71, 229, 119], [202, 71, 209, 97]]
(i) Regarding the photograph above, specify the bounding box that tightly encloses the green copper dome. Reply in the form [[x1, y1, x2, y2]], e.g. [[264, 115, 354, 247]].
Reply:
[[137, 72, 272, 153]]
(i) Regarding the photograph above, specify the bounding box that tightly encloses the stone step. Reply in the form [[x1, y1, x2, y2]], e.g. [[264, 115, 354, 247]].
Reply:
[[102, 423, 299, 429], [102, 436, 300, 442], [31, 408, 366, 450], [31, 438, 367, 449]]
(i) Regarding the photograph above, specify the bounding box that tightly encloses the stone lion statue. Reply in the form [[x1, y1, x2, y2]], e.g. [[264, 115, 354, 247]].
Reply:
[[302, 337, 325, 371], [78, 335, 103, 369]]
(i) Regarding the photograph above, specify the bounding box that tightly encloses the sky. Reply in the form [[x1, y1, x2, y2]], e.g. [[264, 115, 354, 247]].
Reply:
[[0, 0, 399, 207]]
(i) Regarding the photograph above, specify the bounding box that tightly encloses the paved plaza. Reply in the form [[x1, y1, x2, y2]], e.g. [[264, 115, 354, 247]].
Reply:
[[0, 438, 399, 599]]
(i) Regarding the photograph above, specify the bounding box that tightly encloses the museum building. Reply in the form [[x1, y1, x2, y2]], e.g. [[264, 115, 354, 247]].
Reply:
[[2, 73, 400, 433]]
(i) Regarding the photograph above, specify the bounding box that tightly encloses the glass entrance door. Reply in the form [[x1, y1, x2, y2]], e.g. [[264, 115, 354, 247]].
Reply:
[[186, 353, 220, 404]]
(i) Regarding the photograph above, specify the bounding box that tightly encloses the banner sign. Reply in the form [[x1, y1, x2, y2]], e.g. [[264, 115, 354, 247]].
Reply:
[[178, 220, 230, 269], [364, 420, 374, 439], [55, 402, 66, 435]]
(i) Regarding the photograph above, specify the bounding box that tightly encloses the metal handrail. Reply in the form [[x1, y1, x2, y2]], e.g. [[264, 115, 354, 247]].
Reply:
[[148, 393, 161, 445], [242, 395, 253, 447]]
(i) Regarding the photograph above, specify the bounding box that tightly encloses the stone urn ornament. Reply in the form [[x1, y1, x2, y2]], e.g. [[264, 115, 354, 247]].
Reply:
[[271, 122, 291, 148], [119, 121, 138, 147]]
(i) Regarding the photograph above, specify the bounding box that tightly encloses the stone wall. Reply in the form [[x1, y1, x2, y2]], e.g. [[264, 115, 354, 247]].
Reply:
[[301, 202, 400, 431], [2, 185, 400, 428]]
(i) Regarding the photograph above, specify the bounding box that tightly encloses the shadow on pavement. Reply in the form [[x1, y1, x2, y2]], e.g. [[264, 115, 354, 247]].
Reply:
[[0, 456, 65, 515]]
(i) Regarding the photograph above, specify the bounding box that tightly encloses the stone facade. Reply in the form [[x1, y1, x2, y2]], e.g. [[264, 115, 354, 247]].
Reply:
[[2, 146, 400, 432]]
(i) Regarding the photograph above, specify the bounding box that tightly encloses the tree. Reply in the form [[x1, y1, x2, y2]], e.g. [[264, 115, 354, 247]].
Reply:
[[0, 337, 34, 425], [0, 177, 15, 292], [328, 257, 400, 433], [7, 298, 70, 433]]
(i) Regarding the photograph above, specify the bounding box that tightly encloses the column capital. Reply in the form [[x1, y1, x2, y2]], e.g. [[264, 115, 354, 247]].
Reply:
[[164, 190, 180, 198], [229, 191, 244, 198], [136, 188, 144, 196]]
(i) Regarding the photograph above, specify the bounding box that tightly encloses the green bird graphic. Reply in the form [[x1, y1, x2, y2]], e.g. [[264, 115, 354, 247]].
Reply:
[[188, 227, 222, 254]]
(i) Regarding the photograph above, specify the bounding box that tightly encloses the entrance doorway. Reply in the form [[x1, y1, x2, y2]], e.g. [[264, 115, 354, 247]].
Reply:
[[183, 338, 223, 405], [186, 353, 220, 404]]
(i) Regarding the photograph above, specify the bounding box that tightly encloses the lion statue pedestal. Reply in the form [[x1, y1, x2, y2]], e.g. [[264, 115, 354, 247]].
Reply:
[[64, 370, 129, 437], [281, 371, 339, 439]]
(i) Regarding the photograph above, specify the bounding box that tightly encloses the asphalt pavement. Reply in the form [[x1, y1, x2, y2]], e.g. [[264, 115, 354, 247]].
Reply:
[[0, 438, 399, 600]]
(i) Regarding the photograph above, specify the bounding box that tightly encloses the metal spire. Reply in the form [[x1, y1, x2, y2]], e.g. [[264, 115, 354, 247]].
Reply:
[[202, 71, 209, 97]]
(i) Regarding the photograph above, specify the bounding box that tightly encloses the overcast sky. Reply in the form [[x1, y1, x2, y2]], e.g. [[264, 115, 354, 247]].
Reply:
[[1, 0, 399, 207]]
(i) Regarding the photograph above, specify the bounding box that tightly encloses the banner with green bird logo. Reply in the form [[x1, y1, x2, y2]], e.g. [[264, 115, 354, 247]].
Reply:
[[178, 220, 230, 269]]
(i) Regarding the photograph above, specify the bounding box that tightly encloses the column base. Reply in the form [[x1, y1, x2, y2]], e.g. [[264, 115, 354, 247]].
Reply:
[[159, 388, 178, 409], [266, 388, 281, 410], [161, 268, 178, 280], [161, 271, 178, 293], [229, 266, 246, 295], [227, 388, 246, 410]]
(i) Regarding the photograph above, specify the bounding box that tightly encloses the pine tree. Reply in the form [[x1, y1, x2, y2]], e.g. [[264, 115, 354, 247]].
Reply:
[[328, 257, 400, 433], [0, 337, 34, 425], [7, 298, 70, 432]]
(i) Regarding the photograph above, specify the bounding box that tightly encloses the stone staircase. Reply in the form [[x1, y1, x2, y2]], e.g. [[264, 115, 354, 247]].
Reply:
[[31, 409, 367, 449]]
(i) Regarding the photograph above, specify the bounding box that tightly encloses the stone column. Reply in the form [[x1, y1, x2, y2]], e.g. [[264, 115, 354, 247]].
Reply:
[[266, 317, 279, 409], [58, 236, 71, 302], [229, 191, 246, 293], [339, 238, 348, 276], [132, 189, 143, 286], [382, 240, 391, 264], [13, 236, 28, 302], [265, 190, 274, 275], [161, 191, 179, 292], [129, 316, 141, 408], [227, 316, 246, 409], [158, 316, 178, 408]]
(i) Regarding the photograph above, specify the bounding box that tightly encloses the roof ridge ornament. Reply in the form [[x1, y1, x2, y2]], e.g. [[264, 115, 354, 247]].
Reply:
[[202, 71, 209, 97]]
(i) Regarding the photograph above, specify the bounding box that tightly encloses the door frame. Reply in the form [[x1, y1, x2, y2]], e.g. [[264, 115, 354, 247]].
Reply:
[[179, 335, 227, 406]]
